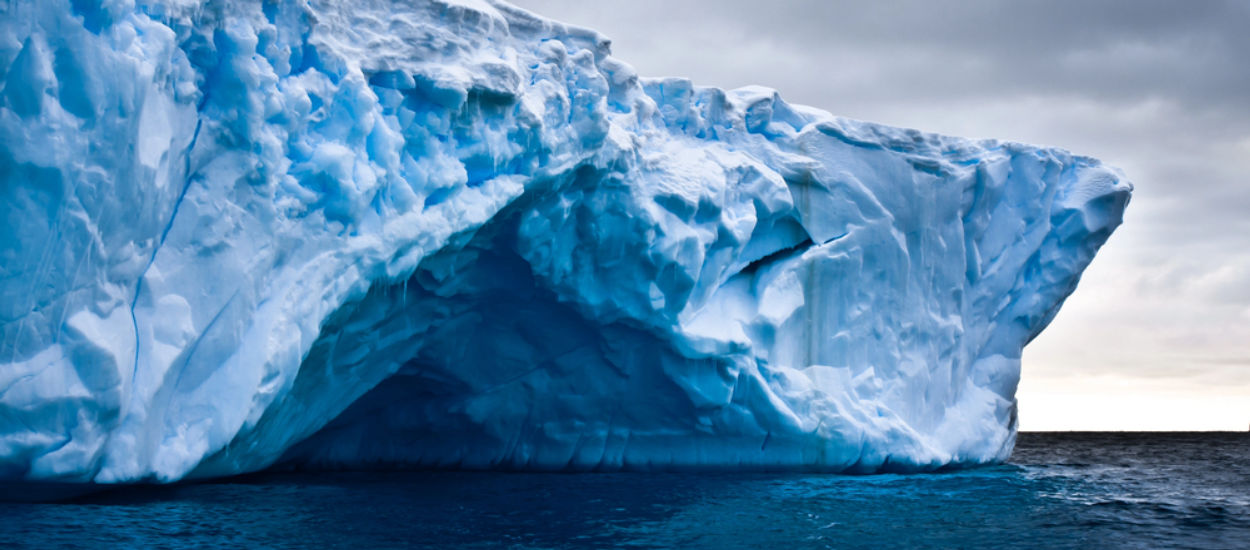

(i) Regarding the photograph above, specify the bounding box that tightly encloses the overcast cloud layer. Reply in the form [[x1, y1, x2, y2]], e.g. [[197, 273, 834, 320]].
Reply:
[[513, 0, 1250, 430]]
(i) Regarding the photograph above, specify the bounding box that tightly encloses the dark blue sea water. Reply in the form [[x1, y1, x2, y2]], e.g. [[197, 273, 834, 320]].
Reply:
[[2, 432, 1247, 549]]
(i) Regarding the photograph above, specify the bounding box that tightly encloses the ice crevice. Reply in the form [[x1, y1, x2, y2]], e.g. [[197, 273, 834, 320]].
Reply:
[[0, 0, 1130, 484]]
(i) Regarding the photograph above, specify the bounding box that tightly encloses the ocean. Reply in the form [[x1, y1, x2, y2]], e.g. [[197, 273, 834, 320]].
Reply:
[[2, 432, 1247, 549]]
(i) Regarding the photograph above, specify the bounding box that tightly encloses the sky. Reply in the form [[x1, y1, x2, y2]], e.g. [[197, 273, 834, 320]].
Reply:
[[512, 0, 1250, 431]]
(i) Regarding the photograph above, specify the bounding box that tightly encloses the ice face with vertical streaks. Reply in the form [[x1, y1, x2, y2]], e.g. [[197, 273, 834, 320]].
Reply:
[[0, 0, 1129, 484]]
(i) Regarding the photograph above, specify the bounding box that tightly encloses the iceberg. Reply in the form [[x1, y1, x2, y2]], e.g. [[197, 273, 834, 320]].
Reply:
[[0, 0, 1129, 484]]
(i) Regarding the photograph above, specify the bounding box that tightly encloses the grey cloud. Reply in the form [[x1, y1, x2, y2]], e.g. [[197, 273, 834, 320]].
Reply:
[[515, 0, 1250, 120]]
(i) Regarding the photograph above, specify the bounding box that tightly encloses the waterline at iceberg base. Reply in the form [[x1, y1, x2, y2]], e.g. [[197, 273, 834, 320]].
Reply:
[[0, 0, 1130, 485]]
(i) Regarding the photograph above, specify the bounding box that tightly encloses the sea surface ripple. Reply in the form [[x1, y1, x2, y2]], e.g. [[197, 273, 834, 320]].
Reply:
[[2, 432, 1247, 548]]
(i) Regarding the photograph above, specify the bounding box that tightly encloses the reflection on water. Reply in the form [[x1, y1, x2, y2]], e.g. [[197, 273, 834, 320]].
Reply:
[[2, 433, 1247, 548]]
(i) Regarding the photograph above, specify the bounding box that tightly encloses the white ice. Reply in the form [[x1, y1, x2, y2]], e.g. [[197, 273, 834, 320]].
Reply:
[[0, 0, 1130, 483]]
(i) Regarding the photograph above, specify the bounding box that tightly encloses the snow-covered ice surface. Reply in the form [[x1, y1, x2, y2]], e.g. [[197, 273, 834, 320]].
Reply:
[[0, 0, 1130, 484]]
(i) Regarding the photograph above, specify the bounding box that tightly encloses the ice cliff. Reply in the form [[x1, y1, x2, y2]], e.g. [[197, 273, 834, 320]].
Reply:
[[0, 0, 1130, 484]]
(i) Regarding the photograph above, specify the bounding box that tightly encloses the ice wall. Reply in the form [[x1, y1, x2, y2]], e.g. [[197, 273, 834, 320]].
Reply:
[[0, 0, 1130, 483]]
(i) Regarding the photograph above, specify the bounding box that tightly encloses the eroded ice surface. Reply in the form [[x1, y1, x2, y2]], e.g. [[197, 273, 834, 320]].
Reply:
[[0, 0, 1130, 483]]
